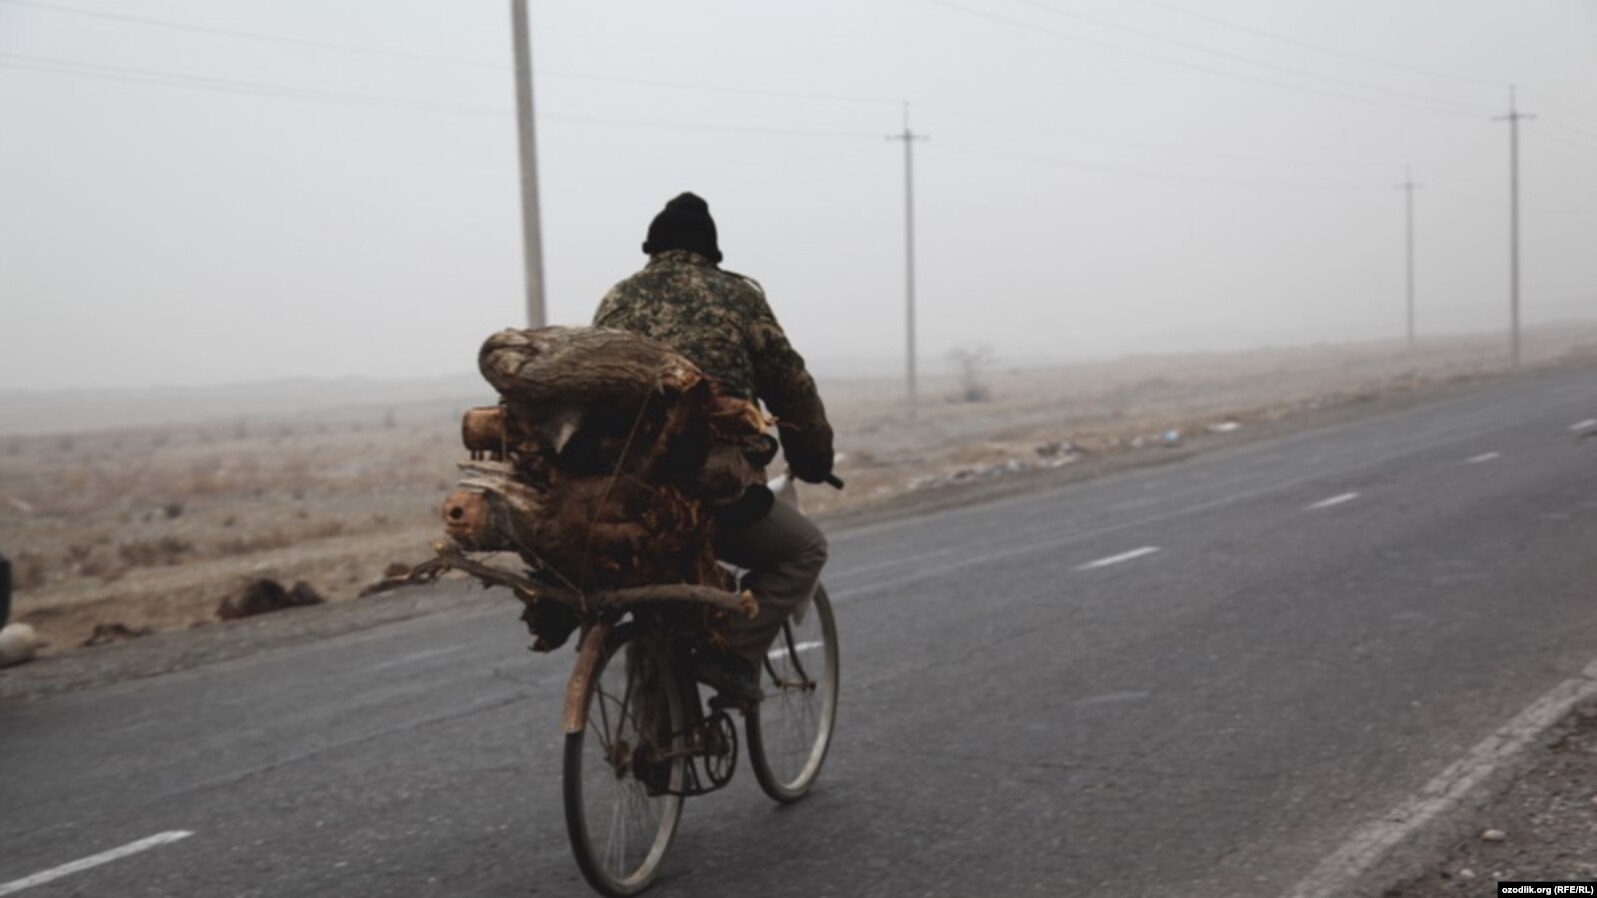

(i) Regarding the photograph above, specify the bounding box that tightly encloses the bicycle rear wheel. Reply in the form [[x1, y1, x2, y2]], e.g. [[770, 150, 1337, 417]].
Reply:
[[563, 623, 686, 896], [746, 583, 839, 803]]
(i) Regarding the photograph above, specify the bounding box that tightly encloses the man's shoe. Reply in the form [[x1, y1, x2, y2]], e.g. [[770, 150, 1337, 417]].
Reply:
[[694, 653, 762, 705]]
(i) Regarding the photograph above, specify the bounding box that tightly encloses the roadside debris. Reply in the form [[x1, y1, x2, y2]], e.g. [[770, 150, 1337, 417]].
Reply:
[[216, 578, 326, 620], [359, 563, 425, 598], [1206, 421, 1241, 434], [1035, 440, 1082, 461], [908, 453, 1079, 492], [81, 622, 154, 647], [0, 623, 41, 667]]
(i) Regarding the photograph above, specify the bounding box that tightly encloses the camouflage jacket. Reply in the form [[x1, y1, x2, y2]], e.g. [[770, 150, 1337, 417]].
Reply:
[[594, 250, 834, 482]]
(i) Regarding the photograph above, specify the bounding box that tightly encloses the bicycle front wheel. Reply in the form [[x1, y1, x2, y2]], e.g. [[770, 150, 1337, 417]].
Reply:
[[746, 583, 840, 803], [563, 623, 686, 897]]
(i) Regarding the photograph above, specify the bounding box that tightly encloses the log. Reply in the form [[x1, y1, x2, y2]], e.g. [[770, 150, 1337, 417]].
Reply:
[[479, 328, 717, 487], [442, 460, 719, 589], [428, 326, 774, 644], [479, 327, 704, 410], [441, 487, 507, 551], [461, 406, 504, 459]]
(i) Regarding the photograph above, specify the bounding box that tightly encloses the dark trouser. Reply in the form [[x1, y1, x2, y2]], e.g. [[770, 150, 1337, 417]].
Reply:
[[714, 499, 828, 672]]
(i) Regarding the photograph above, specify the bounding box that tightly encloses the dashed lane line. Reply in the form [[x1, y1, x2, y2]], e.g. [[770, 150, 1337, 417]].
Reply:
[[0, 831, 194, 896], [1464, 452, 1501, 463], [1074, 546, 1160, 571], [767, 640, 824, 662], [1571, 419, 1597, 432], [834, 400, 1589, 603], [1307, 492, 1360, 511]]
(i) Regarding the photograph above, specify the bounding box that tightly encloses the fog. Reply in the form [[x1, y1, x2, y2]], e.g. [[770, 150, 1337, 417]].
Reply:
[[1, 0, 1594, 393]]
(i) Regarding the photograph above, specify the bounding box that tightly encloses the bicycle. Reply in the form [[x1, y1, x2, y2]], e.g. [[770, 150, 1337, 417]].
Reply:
[[559, 473, 841, 897]]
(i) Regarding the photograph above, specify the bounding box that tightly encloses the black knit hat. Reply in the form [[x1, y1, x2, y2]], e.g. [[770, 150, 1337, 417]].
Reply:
[[642, 192, 722, 263]]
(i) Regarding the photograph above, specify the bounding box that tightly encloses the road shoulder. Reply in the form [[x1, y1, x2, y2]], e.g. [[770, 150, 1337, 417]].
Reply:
[[1378, 696, 1597, 895]]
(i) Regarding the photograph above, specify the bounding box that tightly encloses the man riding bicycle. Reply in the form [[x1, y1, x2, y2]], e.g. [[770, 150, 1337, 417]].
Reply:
[[593, 192, 834, 702]]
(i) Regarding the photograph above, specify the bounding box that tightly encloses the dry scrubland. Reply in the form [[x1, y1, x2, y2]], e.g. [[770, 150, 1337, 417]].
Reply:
[[4, 327, 1595, 655]]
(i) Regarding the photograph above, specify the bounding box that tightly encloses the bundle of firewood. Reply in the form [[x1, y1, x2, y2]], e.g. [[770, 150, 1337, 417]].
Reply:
[[434, 327, 768, 647]]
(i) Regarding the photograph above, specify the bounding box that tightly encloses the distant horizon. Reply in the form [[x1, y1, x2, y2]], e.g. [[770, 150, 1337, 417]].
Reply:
[[3, 320, 1593, 439], [3, 315, 1594, 398]]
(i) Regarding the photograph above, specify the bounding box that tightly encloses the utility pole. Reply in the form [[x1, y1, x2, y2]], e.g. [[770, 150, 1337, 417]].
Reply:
[[1399, 165, 1420, 350], [887, 104, 927, 419], [1494, 86, 1534, 367], [510, 0, 546, 327]]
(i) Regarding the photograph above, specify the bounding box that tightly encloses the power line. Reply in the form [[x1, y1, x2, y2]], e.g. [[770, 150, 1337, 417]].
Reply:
[[1124, 0, 1504, 88], [14, 0, 1581, 155], [0, 46, 1470, 177], [1529, 118, 1597, 149], [0, 53, 509, 116], [935, 140, 1393, 191], [919, 0, 1494, 120], [17, 49, 1407, 176], [921, 100, 1397, 170], [2, 0, 904, 108], [997, 0, 1491, 115], [540, 112, 881, 140], [1427, 186, 1597, 217], [1, 53, 888, 139], [1520, 86, 1597, 129], [1528, 127, 1597, 157], [0, 0, 503, 68], [538, 68, 900, 107]]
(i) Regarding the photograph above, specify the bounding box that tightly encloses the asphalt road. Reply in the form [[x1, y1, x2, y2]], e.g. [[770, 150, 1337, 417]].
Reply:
[[3, 367, 1596, 898]]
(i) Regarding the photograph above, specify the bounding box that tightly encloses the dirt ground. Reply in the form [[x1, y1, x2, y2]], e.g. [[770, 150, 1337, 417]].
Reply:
[[1383, 699, 1597, 895], [3, 326, 1595, 657]]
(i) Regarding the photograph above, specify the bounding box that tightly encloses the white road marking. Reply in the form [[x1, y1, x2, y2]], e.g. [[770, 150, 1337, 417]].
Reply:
[[0, 831, 194, 896], [1464, 452, 1501, 464], [767, 640, 823, 662], [1075, 546, 1159, 571], [1307, 492, 1359, 510], [1286, 660, 1597, 898], [1571, 419, 1597, 432], [836, 400, 1579, 603]]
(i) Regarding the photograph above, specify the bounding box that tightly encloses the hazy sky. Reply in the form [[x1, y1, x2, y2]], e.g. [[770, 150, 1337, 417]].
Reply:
[[2, 0, 1594, 391]]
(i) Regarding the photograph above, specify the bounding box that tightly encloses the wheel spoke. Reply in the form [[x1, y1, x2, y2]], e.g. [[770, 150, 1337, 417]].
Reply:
[[748, 587, 838, 801], [565, 626, 685, 894]]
